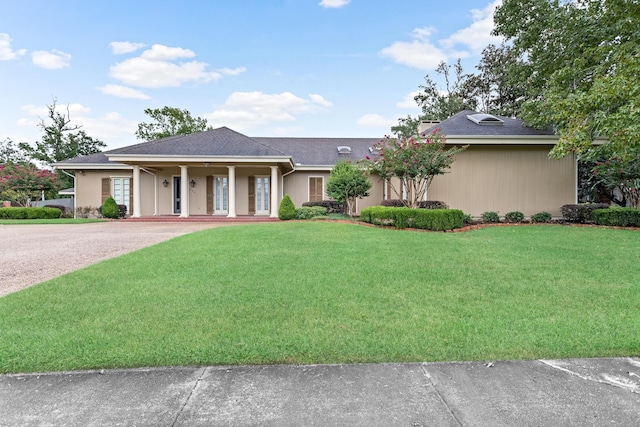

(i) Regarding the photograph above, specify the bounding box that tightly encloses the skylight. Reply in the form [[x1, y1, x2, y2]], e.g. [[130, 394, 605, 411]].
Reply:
[[337, 146, 352, 154], [466, 113, 504, 125], [368, 147, 379, 155]]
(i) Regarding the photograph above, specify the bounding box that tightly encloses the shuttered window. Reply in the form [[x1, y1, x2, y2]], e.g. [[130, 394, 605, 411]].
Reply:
[[309, 177, 323, 202]]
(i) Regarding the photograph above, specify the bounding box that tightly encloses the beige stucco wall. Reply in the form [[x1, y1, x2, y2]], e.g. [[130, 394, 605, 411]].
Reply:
[[75, 170, 132, 210], [283, 171, 330, 208], [428, 145, 576, 217]]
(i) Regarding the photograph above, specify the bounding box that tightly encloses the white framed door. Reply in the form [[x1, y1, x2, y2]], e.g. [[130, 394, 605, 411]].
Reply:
[[255, 176, 270, 215], [214, 176, 228, 214]]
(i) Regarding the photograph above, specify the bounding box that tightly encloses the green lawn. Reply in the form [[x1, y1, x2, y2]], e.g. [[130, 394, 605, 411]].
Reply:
[[1, 222, 638, 373]]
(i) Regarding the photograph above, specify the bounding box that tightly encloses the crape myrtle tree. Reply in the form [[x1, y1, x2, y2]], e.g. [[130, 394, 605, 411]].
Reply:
[[135, 106, 211, 141], [0, 163, 61, 206], [362, 130, 467, 209], [325, 160, 372, 217]]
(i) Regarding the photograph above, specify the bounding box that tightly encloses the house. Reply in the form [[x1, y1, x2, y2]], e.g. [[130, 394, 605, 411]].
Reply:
[[53, 111, 576, 218]]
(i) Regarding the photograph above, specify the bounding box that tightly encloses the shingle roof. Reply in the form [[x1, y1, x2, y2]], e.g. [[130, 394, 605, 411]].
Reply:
[[425, 110, 555, 137], [55, 152, 114, 165], [253, 137, 383, 166], [108, 127, 287, 157]]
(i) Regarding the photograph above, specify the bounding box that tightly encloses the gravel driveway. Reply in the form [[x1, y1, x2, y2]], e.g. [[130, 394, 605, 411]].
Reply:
[[0, 222, 223, 297]]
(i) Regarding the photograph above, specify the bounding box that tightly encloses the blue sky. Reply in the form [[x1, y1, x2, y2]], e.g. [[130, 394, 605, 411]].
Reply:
[[0, 0, 503, 151]]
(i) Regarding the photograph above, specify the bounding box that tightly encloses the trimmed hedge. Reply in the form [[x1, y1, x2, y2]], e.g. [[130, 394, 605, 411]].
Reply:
[[0, 207, 62, 219], [530, 212, 552, 223], [561, 203, 609, 223], [360, 206, 464, 231], [380, 199, 449, 209], [295, 206, 328, 219], [593, 207, 640, 227], [301, 200, 344, 214]]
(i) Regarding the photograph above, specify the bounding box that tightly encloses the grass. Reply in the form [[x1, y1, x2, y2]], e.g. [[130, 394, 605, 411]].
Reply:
[[0, 222, 639, 373], [0, 218, 105, 225]]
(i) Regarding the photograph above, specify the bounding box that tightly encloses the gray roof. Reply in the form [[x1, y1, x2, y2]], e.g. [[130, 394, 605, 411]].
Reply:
[[55, 152, 114, 165], [426, 110, 555, 137], [253, 137, 382, 166], [108, 127, 287, 157]]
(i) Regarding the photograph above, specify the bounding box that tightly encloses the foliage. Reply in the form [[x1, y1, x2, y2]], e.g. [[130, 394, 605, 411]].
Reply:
[[0, 138, 29, 165], [560, 203, 609, 223], [360, 206, 464, 231], [301, 200, 344, 214], [0, 207, 61, 219], [530, 212, 552, 223], [100, 197, 120, 219], [593, 208, 640, 227], [481, 211, 500, 223], [504, 211, 525, 223], [295, 206, 328, 220], [135, 106, 210, 141], [463, 213, 473, 225], [326, 160, 371, 216], [42, 204, 71, 218], [362, 131, 467, 209], [587, 144, 640, 208], [380, 199, 449, 209], [18, 99, 105, 167], [0, 163, 61, 206], [278, 194, 296, 220], [494, 0, 640, 159]]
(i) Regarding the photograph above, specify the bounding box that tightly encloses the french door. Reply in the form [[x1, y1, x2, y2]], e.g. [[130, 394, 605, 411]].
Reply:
[[255, 176, 270, 215], [214, 176, 228, 214]]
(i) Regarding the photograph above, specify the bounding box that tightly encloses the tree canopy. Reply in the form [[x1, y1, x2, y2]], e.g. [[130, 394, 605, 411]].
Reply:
[[135, 106, 211, 141], [493, 0, 640, 158], [18, 99, 105, 167]]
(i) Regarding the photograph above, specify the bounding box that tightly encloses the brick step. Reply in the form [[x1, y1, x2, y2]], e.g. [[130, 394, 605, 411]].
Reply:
[[122, 216, 280, 223]]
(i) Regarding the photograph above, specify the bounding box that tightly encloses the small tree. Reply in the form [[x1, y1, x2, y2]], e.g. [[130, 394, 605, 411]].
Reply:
[[326, 160, 372, 216], [101, 196, 120, 219], [362, 130, 467, 209], [278, 194, 296, 220], [0, 163, 60, 206]]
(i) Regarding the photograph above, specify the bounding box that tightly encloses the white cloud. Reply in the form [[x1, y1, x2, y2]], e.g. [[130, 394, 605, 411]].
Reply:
[[18, 102, 137, 149], [218, 67, 247, 76], [109, 41, 146, 54], [98, 84, 150, 100], [380, 0, 504, 70], [396, 91, 421, 109], [319, 0, 350, 8], [0, 33, 26, 60], [108, 43, 243, 88], [379, 27, 448, 70], [31, 49, 71, 69], [440, 0, 504, 55], [206, 91, 332, 131], [357, 114, 396, 129]]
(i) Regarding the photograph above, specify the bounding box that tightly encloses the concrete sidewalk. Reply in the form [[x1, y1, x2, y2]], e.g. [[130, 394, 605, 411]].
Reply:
[[1, 358, 639, 426]]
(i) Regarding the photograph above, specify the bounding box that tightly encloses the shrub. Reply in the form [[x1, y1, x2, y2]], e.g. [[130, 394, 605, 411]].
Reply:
[[43, 204, 72, 218], [560, 203, 609, 223], [301, 200, 344, 214], [278, 194, 296, 220], [463, 214, 473, 225], [0, 207, 61, 219], [481, 211, 500, 223], [76, 206, 97, 218], [100, 197, 120, 219], [530, 212, 552, 223], [360, 206, 464, 231], [117, 204, 127, 218], [505, 211, 525, 223], [593, 207, 640, 227], [381, 199, 449, 209], [295, 206, 328, 219]]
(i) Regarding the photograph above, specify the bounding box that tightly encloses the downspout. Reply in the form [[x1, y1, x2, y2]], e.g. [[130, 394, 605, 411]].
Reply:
[[59, 169, 77, 219], [280, 168, 296, 199], [141, 168, 158, 216]]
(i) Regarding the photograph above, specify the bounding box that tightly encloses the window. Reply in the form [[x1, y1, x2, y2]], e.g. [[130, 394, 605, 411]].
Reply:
[[111, 177, 130, 212], [309, 177, 323, 202], [214, 176, 228, 214]]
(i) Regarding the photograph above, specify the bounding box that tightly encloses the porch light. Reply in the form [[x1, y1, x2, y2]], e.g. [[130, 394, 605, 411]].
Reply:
[[162, 179, 169, 187], [190, 179, 196, 188]]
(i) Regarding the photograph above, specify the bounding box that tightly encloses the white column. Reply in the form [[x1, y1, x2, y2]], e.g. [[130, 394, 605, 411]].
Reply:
[[132, 165, 141, 218], [270, 166, 279, 218], [227, 166, 236, 218], [179, 165, 189, 218]]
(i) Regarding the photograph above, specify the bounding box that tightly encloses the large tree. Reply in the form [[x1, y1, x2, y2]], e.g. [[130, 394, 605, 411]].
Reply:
[[135, 106, 211, 141], [493, 0, 640, 158], [19, 99, 106, 167], [0, 163, 61, 206], [0, 138, 29, 165]]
